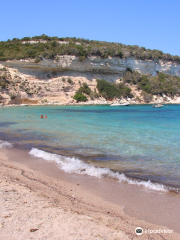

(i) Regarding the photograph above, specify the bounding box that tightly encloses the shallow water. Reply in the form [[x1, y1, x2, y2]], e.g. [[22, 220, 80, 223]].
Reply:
[[0, 104, 180, 191]]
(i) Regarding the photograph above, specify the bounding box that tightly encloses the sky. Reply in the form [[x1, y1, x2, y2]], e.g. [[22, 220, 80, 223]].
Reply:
[[1, 0, 180, 56]]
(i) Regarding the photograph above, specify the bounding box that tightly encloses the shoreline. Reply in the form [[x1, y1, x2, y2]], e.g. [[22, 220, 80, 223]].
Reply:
[[1, 102, 180, 107], [1, 135, 180, 192], [0, 147, 180, 239], [0, 148, 128, 240]]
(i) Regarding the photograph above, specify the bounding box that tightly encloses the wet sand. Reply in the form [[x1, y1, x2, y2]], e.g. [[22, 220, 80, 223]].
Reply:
[[0, 147, 180, 240]]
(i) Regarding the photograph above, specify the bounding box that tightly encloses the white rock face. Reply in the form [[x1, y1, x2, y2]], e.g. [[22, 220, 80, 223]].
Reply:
[[126, 58, 156, 76], [156, 61, 180, 76], [2, 56, 180, 82]]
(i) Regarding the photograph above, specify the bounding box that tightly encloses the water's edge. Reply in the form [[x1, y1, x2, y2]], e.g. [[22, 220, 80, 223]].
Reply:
[[1, 139, 179, 193], [2, 142, 180, 234]]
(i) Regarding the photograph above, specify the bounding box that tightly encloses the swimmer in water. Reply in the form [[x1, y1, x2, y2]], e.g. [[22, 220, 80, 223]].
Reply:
[[40, 114, 43, 118], [44, 115, 48, 118]]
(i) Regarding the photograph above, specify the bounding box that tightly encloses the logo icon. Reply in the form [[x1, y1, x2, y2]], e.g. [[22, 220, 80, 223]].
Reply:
[[135, 227, 143, 235]]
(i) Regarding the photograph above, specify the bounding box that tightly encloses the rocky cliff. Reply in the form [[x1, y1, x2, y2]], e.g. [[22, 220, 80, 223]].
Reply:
[[2, 56, 180, 82], [1, 56, 180, 105]]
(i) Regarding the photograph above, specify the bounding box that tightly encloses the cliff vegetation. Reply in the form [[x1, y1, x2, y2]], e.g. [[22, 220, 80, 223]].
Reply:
[[123, 69, 180, 97], [1, 34, 180, 63]]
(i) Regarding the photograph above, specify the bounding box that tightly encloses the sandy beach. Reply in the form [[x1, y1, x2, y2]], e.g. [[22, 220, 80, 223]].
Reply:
[[0, 147, 179, 240]]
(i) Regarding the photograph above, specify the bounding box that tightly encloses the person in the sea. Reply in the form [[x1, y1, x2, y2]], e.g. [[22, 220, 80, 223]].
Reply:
[[44, 115, 48, 118], [40, 114, 43, 118]]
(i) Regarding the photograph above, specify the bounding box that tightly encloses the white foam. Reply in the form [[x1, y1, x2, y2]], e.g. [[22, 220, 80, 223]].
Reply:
[[29, 148, 167, 192], [0, 140, 13, 148]]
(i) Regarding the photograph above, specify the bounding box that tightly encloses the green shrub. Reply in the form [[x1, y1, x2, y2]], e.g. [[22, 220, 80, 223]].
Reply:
[[55, 56, 59, 61], [89, 91, 100, 99], [138, 75, 152, 93], [126, 67, 133, 73], [96, 79, 134, 99], [77, 82, 91, 95], [73, 93, 87, 102], [10, 92, 16, 99], [78, 56, 86, 62], [67, 77, 73, 85], [51, 41, 57, 48], [121, 87, 133, 98], [96, 79, 121, 99], [123, 70, 141, 85], [0, 79, 7, 88], [25, 88, 30, 92], [21, 37, 31, 41], [136, 96, 141, 102], [118, 51, 123, 58], [141, 91, 153, 103], [76, 45, 87, 57], [0, 74, 7, 80], [0, 67, 6, 71], [34, 57, 41, 63], [26, 49, 37, 58]]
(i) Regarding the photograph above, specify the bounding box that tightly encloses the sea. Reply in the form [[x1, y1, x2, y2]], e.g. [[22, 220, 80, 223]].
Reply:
[[0, 104, 180, 193]]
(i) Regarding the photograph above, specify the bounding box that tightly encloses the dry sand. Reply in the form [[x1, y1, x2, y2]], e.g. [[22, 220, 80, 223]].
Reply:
[[0, 148, 179, 240]]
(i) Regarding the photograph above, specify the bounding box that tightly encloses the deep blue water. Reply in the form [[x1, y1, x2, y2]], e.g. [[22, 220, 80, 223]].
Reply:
[[0, 104, 180, 189]]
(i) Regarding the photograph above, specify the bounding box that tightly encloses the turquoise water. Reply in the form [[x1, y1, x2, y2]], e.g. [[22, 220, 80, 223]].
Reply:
[[0, 105, 180, 190]]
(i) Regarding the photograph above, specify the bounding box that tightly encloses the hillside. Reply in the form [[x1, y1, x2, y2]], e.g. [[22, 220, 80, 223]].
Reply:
[[0, 35, 180, 105], [1, 34, 180, 62]]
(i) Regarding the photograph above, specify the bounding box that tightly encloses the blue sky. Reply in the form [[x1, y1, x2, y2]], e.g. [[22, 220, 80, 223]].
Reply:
[[1, 0, 180, 56]]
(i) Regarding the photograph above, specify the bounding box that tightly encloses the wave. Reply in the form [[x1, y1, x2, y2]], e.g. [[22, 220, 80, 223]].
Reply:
[[0, 140, 13, 148], [29, 147, 168, 192]]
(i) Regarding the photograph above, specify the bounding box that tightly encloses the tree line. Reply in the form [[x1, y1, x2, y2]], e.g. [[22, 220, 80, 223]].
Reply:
[[0, 34, 180, 63]]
